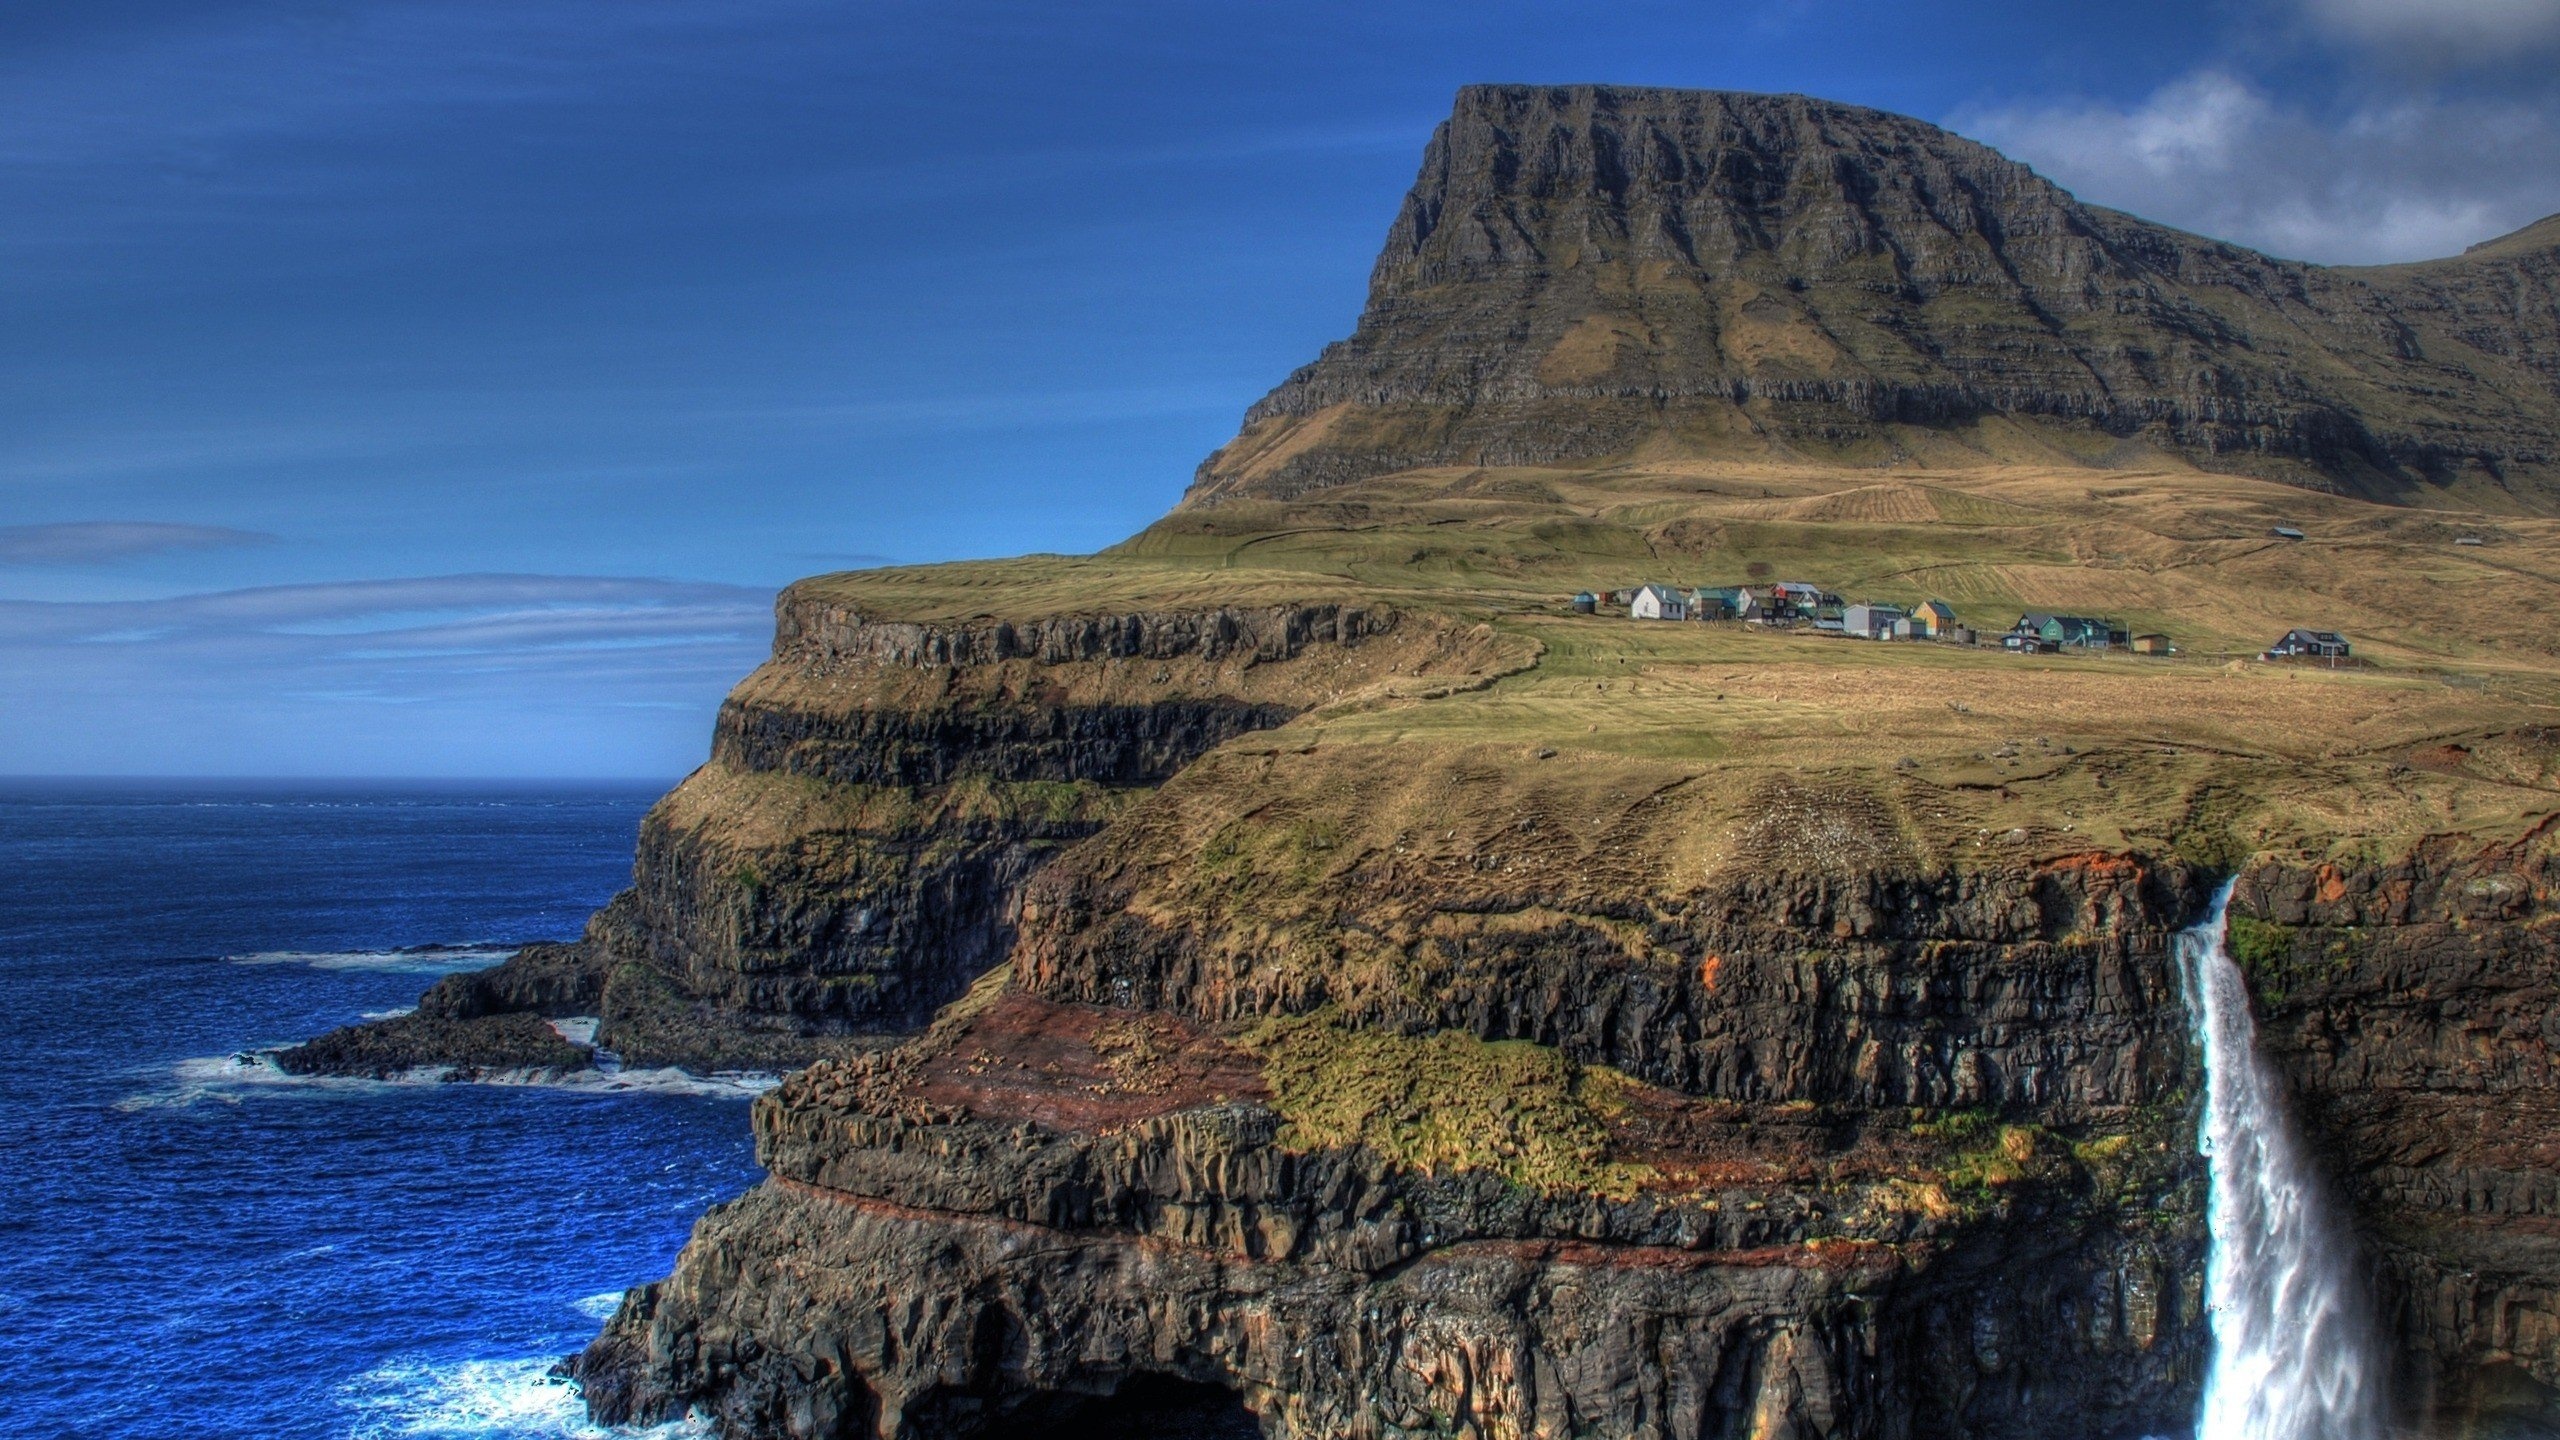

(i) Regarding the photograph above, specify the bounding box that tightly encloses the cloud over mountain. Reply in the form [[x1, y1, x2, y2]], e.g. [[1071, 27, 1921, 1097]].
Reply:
[[2297, 0, 2560, 63], [1957, 71, 2560, 264]]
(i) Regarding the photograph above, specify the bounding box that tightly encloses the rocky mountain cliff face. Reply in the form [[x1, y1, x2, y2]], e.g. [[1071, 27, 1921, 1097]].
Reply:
[[300, 608, 2560, 1437], [1190, 85, 2560, 508]]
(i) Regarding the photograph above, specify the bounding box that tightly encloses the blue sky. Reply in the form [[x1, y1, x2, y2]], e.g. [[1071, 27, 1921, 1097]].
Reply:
[[6, 0, 2557, 776]]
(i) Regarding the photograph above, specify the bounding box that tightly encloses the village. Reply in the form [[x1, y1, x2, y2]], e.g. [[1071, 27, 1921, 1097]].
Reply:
[[1572, 581, 2354, 664]]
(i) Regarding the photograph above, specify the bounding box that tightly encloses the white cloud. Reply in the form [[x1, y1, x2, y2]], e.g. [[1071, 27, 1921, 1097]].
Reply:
[[0, 573, 771, 651], [2299, 0, 2560, 62], [1955, 72, 2560, 263], [0, 574, 776, 775], [0, 521, 275, 565]]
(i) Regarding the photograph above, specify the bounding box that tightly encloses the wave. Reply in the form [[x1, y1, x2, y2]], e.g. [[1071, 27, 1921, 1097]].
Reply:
[[487, 1064, 782, 1100], [229, 944, 521, 975], [115, 1053, 408, 1110], [574, 1291, 628, 1322], [117, 1051, 779, 1110], [340, 1354, 710, 1439]]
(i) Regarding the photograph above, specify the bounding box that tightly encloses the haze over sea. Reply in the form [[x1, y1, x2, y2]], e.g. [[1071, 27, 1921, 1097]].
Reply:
[[0, 779, 753, 1440]]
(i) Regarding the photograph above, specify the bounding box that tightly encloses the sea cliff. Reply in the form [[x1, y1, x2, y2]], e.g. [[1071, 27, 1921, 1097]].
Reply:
[[290, 82, 2560, 1438], [283, 594, 1523, 1077], [566, 721, 2560, 1436]]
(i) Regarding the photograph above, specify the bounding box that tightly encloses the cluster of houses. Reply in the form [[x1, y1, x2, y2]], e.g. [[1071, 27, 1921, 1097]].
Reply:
[[1574, 583, 2347, 662], [1592, 581, 1903, 630]]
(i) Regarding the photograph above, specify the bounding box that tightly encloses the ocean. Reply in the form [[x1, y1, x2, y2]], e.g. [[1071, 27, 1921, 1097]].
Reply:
[[0, 780, 757, 1440]]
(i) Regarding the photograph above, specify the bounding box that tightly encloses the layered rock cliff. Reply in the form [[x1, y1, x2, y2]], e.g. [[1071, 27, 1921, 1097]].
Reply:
[[1189, 85, 2560, 509], [284, 593, 1520, 1076], [392, 746, 2550, 1440], [568, 710, 2560, 1437], [579, 842, 2221, 1440]]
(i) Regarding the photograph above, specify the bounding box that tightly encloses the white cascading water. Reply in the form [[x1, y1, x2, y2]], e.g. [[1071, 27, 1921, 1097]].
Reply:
[[2177, 882, 2388, 1440]]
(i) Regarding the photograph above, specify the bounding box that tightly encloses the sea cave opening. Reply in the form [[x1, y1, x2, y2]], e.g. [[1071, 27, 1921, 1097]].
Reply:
[[1036, 1375, 1264, 1440], [904, 1370, 1264, 1440], [1044, 1363, 1264, 1434]]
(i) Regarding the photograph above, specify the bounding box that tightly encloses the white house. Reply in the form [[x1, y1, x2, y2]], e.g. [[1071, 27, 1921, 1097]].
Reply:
[[1630, 584, 1688, 621], [1842, 602, 1907, 639]]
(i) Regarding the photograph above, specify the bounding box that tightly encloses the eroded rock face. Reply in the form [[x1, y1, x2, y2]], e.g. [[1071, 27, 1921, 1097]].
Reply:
[[577, 988, 2208, 1440], [768, 602, 1397, 671], [571, 760, 2560, 1440], [574, 852, 2219, 1440], [579, 1180, 2195, 1440], [275, 579, 2560, 1437], [1020, 855, 2215, 1122], [1189, 85, 2560, 505]]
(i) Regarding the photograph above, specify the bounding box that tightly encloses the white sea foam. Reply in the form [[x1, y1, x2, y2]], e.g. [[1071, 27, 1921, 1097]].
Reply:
[[230, 945, 516, 974], [120, 1051, 776, 1109], [491, 1065, 781, 1100], [341, 1355, 710, 1439], [116, 1052, 404, 1110], [574, 1290, 628, 1321], [547, 1016, 601, 1047]]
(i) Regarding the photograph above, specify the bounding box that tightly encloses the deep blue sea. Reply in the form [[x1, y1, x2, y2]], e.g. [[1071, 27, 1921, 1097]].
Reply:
[[0, 780, 756, 1440]]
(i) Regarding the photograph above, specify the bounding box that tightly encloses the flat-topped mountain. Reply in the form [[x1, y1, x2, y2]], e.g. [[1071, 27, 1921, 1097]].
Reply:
[[1191, 84, 2560, 509]]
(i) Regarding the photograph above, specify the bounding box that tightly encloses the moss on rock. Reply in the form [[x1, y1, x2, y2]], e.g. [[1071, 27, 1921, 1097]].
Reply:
[[1242, 1009, 1654, 1199]]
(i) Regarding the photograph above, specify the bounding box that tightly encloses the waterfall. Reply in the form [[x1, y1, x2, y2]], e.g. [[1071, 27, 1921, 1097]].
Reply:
[[2178, 883, 2388, 1440]]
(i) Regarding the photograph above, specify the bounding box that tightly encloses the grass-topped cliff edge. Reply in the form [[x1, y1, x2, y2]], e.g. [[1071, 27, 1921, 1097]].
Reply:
[[786, 455, 2560, 870]]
